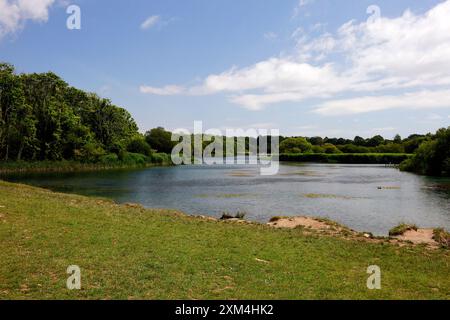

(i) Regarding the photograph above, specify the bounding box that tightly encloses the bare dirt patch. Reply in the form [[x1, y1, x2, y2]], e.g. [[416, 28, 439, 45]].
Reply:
[[268, 216, 442, 248], [268, 216, 331, 230], [392, 228, 437, 245]]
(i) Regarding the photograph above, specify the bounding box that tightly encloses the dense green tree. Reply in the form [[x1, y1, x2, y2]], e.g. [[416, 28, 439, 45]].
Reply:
[[403, 135, 427, 154], [145, 127, 176, 154], [0, 63, 142, 162], [338, 144, 371, 154], [127, 137, 152, 156], [400, 127, 450, 176], [366, 135, 385, 147], [353, 136, 366, 146], [322, 143, 342, 154], [393, 134, 402, 144], [376, 143, 404, 153], [279, 137, 312, 154], [0, 63, 37, 160], [312, 145, 325, 153], [308, 136, 324, 146]]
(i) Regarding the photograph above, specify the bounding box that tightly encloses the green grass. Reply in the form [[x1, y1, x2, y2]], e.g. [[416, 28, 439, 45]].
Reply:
[[0, 180, 449, 300], [433, 229, 450, 249], [0, 153, 172, 175]]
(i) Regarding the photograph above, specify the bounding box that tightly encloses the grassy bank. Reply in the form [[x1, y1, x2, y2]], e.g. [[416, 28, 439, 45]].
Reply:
[[0, 153, 172, 175], [0, 181, 449, 299], [280, 153, 412, 164]]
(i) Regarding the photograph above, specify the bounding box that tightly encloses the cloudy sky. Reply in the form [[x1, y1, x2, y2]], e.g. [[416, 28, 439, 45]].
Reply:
[[1, 0, 449, 138]]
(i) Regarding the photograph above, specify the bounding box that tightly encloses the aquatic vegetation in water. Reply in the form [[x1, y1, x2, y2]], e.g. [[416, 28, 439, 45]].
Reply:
[[301, 193, 356, 200], [220, 211, 247, 220], [279, 170, 323, 177], [377, 186, 401, 190], [228, 170, 256, 177], [195, 193, 255, 199]]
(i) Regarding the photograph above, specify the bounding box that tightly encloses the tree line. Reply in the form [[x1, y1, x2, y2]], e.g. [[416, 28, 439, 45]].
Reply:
[[0, 63, 172, 165], [278, 134, 430, 155], [1, 62, 448, 176]]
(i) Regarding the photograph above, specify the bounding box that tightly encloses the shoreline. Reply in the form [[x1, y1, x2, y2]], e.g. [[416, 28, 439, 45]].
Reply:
[[0, 180, 449, 299], [0, 153, 412, 175], [0, 160, 173, 176]]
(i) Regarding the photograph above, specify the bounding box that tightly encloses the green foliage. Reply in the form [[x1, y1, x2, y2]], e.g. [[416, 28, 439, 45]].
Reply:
[[433, 228, 450, 248], [389, 224, 418, 236], [394, 134, 402, 144], [127, 138, 152, 156], [338, 144, 371, 153], [98, 153, 119, 164], [145, 127, 176, 154], [220, 211, 247, 220], [280, 137, 312, 154], [375, 143, 405, 153], [400, 127, 450, 176], [0, 62, 158, 164], [322, 143, 342, 154], [120, 152, 148, 166], [308, 136, 324, 146], [0, 63, 37, 161], [312, 145, 325, 153], [366, 135, 385, 147], [280, 153, 411, 164], [149, 152, 172, 164]]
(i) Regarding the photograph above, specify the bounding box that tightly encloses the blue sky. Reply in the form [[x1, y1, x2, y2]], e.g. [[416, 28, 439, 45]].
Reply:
[[1, 0, 449, 138]]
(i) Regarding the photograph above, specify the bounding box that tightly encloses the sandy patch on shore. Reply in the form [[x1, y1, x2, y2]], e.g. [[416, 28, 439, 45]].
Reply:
[[268, 217, 331, 230], [392, 228, 436, 245], [267, 216, 441, 247]]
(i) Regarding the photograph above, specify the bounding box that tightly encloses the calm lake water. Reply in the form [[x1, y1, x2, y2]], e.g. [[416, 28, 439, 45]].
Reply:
[[4, 163, 450, 235]]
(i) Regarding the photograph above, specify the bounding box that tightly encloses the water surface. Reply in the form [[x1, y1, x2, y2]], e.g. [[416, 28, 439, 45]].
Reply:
[[4, 163, 450, 235]]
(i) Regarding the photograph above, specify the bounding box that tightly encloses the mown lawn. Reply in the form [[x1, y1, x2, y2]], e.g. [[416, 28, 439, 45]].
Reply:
[[0, 180, 448, 300]]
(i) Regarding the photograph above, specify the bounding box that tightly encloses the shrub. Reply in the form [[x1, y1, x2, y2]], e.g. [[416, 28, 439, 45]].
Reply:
[[312, 145, 325, 153], [280, 153, 411, 164], [338, 144, 371, 153], [150, 153, 172, 164], [220, 211, 247, 220], [376, 143, 405, 153], [433, 228, 450, 248], [280, 137, 312, 154], [122, 152, 148, 165], [400, 127, 450, 176], [322, 143, 342, 154], [269, 216, 289, 222], [389, 224, 418, 236], [98, 153, 119, 164], [127, 138, 152, 156]]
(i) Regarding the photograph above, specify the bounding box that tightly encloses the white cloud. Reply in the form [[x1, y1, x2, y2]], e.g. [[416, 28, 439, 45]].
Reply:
[[292, 0, 314, 18], [140, 85, 185, 95], [0, 0, 55, 38], [313, 90, 450, 116], [140, 1, 450, 116], [263, 31, 277, 40], [140, 15, 160, 30]]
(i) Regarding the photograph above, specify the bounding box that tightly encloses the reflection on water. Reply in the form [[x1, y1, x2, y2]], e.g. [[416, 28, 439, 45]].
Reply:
[[3, 163, 450, 235]]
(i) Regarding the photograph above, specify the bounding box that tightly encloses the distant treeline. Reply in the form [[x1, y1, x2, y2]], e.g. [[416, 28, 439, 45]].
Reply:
[[1, 62, 448, 176], [278, 134, 427, 155], [0, 63, 169, 167], [280, 153, 411, 165]]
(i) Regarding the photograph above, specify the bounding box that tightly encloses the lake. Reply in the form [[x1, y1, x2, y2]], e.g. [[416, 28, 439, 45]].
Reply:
[[4, 162, 450, 235]]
